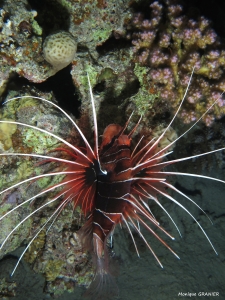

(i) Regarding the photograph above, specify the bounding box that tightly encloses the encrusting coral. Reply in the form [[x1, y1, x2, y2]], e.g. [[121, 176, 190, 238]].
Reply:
[[126, 0, 225, 126]]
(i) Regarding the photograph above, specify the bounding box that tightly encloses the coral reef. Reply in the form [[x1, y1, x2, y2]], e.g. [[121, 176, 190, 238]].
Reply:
[[1, 0, 225, 298], [1, 0, 225, 128], [26, 206, 93, 296], [0, 274, 17, 298], [0, 1, 47, 86], [127, 0, 225, 126], [0, 87, 93, 296], [0, 0, 131, 90]]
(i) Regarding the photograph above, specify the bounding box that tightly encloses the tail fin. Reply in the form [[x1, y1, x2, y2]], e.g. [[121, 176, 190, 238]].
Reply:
[[84, 256, 118, 300], [78, 219, 119, 299]]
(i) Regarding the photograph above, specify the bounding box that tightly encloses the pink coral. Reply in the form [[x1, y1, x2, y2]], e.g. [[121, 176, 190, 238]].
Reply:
[[127, 0, 225, 126]]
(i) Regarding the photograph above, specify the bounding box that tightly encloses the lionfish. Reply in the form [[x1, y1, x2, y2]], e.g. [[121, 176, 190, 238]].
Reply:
[[0, 70, 224, 299]]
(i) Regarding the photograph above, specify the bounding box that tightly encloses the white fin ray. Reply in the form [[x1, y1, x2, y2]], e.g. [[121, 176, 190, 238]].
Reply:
[[87, 74, 99, 159], [122, 214, 140, 257], [4, 95, 95, 160], [120, 194, 160, 227], [136, 68, 195, 165], [132, 151, 173, 172], [151, 147, 225, 169], [87, 73, 107, 175], [136, 183, 182, 238], [0, 171, 84, 198], [128, 215, 164, 268], [46, 189, 75, 234], [0, 188, 67, 250], [136, 214, 180, 259], [131, 135, 144, 158], [148, 183, 218, 255], [0, 120, 92, 163], [0, 176, 83, 222], [122, 194, 175, 240], [11, 197, 71, 276], [144, 92, 225, 165], [0, 152, 88, 167], [161, 181, 213, 224], [152, 171, 225, 185]]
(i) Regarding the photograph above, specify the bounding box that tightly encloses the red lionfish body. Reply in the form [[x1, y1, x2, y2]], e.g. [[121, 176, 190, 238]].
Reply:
[[0, 71, 224, 299]]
